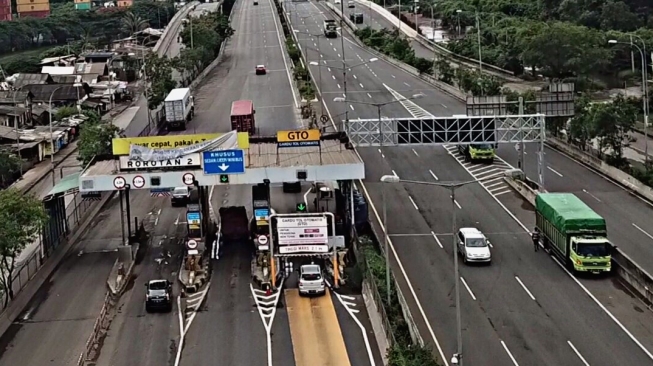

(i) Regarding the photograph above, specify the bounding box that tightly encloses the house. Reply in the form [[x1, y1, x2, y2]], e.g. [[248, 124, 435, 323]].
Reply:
[[50, 75, 82, 84], [81, 52, 115, 64], [0, 90, 34, 127], [74, 62, 109, 84], [0, 125, 46, 167], [40, 55, 77, 67], [0, 105, 29, 128], [22, 83, 92, 105], [9, 73, 54, 88]]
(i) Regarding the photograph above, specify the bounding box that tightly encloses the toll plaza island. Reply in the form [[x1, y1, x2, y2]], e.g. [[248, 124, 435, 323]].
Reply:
[[77, 129, 364, 291]]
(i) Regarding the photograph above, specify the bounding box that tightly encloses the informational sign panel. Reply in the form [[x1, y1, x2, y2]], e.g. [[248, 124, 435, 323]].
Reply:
[[276, 129, 320, 148], [112, 133, 250, 155], [119, 153, 201, 170], [186, 212, 201, 227], [255, 208, 270, 226], [202, 150, 246, 175], [276, 217, 328, 253]]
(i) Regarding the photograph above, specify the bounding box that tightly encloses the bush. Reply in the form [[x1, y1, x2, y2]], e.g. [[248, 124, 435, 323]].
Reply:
[[358, 235, 441, 366]]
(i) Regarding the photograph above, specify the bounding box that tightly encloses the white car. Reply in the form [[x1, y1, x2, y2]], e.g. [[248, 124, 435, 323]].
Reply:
[[347, 0, 354, 7], [334, 0, 341, 4], [457, 228, 492, 264], [298, 264, 326, 296]]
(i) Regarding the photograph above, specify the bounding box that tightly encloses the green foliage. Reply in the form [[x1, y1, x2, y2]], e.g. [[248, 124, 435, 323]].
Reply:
[[174, 12, 234, 83], [567, 95, 638, 164], [0, 189, 48, 306], [359, 236, 441, 366], [0, 151, 23, 188], [55, 106, 79, 121], [455, 68, 503, 95], [0, 2, 174, 74], [144, 53, 176, 109], [77, 110, 120, 166]]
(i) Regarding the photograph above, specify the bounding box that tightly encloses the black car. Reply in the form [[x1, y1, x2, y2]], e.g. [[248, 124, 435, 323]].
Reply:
[[350, 12, 363, 23], [145, 279, 172, 312]]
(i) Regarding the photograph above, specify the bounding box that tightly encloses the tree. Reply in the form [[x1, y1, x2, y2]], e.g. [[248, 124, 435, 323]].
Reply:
[[0, 189, 48, 307], [0, 152, 22, 188], [122, 11, 149, 35], [55, 106, 78, 121], [144, 53, 176, 109], [77, 111, 120, 166]]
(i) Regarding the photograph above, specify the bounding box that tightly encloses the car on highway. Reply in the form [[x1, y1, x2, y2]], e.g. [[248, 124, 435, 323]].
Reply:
[[334, 0, 341, 4], [457, 228, 492, 264], [171, 186, 191, 206], [348, 0, 354, 7], [145, 279, 173, 312], [255, 64, 267, 75], [298, 264, 326, 296], [253, 0, 258, 4], [349, 12, 363, 23]]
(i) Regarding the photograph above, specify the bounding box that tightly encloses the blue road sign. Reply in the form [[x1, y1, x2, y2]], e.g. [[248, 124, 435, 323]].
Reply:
[[187, 212, 201, 221], [203, 149, 246, 175], [254, 208, 269, 220]]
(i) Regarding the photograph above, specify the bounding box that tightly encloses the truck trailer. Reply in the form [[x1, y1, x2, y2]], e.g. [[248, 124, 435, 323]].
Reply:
[[164, 88, 194, 131], [230, 100, 256, 135], [535, 193, 612, 274]]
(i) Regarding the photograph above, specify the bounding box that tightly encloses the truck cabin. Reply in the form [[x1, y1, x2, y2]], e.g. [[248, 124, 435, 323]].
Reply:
[[570, 235, 612, 258]]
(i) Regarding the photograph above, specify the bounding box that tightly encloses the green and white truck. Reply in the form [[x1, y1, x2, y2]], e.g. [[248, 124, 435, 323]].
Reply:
[[535, 193, 613, 274]]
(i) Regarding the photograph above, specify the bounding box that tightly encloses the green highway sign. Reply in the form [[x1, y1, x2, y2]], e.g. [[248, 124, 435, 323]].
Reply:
[[220, 174, 229, 183], [296, 202, 307, 212]]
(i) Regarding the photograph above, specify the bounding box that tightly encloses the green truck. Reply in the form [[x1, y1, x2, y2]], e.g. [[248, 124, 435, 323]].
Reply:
[[535, 193, 613, 274], [457, 144, 495, 163]]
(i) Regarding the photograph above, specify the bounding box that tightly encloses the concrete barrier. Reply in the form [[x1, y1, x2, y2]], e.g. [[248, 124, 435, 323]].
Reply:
[[323, 1, 467, 101], [153, 2, 200, 56], [353, 0, 518, 80], [546, 137, 653, 203]]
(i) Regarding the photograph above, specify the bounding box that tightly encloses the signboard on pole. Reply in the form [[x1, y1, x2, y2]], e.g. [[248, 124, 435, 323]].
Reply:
[[276, 129, 320, 148], [276, 216, 328, 252], [119, 153, 201, 170]]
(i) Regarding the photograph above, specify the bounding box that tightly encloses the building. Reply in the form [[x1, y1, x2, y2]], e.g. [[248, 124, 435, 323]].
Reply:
[[16, 0, 50, 18], [74, 0, 91, 10], [0, 0, 11, 21]]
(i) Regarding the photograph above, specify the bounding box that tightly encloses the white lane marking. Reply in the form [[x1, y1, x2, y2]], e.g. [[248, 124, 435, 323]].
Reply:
[[359, 83, 364, 88], [338, 53, 341, 58], [367, 92, 372, 98], [412, 149, 419, 157], [431, 231, 443, 248], [493, 190, 512, 196], [551, 256, 653, 360], [632, 223, 653, 240], [582, 189, 601, 202], [337, 83, 341, 89], [332, 74, 336, 79], [391, 74, 395, 78], [501, 341, 520, 365], [450, 196, 462, 209], [331, 291, 377, 366], [349, 104, 355, 111], [460, 277, 476, 300], [429, 170, 439, 180], [353, 74, 357, 79], [547, 166, 563, 177], [377, 148, 385, 158], [514, 276, 536, 301], [403, 82, 410, 87], [408, 196, 419, 210], [441, 103, 447, 108], [327, 67, 331, 71], [567, 341, 591, 366], [392, 170, 399, 178]]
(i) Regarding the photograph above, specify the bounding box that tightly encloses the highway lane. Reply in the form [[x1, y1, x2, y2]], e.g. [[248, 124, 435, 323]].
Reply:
[[500, 143, 653, 274], [179, 0, 300, 363], [284, 1, 653, 363]]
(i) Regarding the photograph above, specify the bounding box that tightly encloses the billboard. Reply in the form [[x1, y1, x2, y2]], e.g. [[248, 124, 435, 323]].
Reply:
[[276, 216, 328, 254], [112, 132, 250, 155]]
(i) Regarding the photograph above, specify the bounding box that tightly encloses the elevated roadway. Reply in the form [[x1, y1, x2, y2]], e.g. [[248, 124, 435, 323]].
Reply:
[[287, 0, 653, 364]]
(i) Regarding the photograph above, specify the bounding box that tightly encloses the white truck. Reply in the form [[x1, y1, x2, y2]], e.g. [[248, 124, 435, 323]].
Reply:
[[323, 19, 338, 38], [164, 88, 194, 131]]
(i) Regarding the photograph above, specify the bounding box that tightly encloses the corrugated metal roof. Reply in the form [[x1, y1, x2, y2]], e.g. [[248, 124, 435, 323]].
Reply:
[[246, 140, 361, 168], [13, 73, 51, 88]]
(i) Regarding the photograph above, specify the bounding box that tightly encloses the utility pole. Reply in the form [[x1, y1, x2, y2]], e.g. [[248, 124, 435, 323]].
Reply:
[[340, 0, 348, 130]]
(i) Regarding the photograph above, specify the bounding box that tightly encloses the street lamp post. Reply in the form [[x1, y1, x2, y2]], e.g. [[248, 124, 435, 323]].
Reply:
[[379, 174, 399, 305], [48, 83, 82, 187], [456, 9, 462, 38], [609, 39, 649, 164], [382, 177, 494, 366], [631, 35, 650, 163], [334, 92, 423, 142], [12, 87, 24, 177], [475, 11, 482, 73]]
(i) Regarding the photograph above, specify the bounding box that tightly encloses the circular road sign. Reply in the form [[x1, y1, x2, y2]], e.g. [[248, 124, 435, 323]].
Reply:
[[113, 176, 126, 190], [187, 240, 198, 249], [132, 175, 145, 188], [182, 173, 195, 186], [257, 235, 268, 245], [320, 114, 329, 123]]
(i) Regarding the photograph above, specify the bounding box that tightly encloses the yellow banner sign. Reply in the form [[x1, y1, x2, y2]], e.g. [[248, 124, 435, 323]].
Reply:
[[276, 129, 321, 143], [112, 133, 250, 155]]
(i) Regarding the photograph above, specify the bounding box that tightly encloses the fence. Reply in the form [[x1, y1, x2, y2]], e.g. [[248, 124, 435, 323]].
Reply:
[[0, 191, 107, 309]]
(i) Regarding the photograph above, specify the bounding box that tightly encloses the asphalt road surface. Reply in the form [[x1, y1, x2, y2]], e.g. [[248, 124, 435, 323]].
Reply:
[[286, 1, 653, 364]]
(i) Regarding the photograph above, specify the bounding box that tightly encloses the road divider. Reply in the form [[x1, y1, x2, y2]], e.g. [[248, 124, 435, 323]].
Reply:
[[322, 1, 467, 101], [505, 170, 653, 307]]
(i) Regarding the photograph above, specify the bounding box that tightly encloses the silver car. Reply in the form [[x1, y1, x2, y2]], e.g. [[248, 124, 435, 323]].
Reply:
[[298, 264, 326, 296], [457, 228, 492, 264]]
